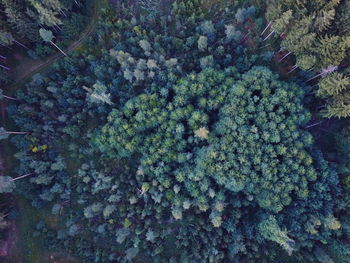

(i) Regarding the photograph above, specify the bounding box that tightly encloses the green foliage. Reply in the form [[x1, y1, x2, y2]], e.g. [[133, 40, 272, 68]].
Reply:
[[197, 36, 208, 51], [0, 0, 92, 87], [316, 72, 350, 118], [0, 31, 14, 46], [39, 29, 54, 43], [264, 0, 350, 118], [314, 35, 349, 69], [0, 176, 15, 193], [225, 24, 241, 41], [0, 0, 89, 45], [235, 6, 256, 23], [126, 247, 139, 260], [273, 10, 292, 34], [318, 73, 350, 97], [196, 67, 315, 212], [0, 127, 10, 140], [258, 215, 295, 255], [5, 0, 350, 262]]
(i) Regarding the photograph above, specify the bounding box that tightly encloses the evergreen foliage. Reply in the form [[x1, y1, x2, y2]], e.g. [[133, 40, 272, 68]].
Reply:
[[0, 0, 88, 46], [264, 0, 350, 118], [1, 0, 350, 262]]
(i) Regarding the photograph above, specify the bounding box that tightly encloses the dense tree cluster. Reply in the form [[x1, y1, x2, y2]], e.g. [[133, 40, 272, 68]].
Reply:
[[1, 0, 350, 262], [0, 0, 88, 46], [264, 0, 350, 118], [96, 67, 315, 216], [0, 0, 91, 86]]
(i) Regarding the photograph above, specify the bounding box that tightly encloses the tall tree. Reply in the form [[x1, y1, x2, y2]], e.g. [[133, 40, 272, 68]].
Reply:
[[0, 127, 28, 140], [0, 31, 28, 49], [1, 0, 38, 41], [0, 88, 17, 101], [29, 0, 62, 27], [39, 28, 67, 56], [0, 174, 34, 193]]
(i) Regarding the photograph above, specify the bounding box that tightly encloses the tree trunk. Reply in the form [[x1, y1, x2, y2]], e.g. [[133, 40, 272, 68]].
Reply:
[[13, 173, 34, 181], [52, 26, 60, 33], [278, 51, 291, 62], [288, 65, 298, 74], [306, 72, 323, 83], [263, 30, 275, 41], [258, 43, 271, 50], [261, 22, 272, 36], [0, 43, 13, 50], [60, 9, 67, 17], [239, 32, 250, 44], [74, 0, 81, 7], [53, 25, 62, 32], [50, 41, 67, 56], [3, 95, 18, 101], [0, 64, 10, 71], [305, 120, 325, 129], [14, 40, 29, 50], [4, 131, 28, 135]]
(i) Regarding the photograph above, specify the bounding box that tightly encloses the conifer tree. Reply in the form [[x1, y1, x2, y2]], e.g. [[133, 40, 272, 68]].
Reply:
[[317, 73, 350, 97], [258, 215, 295, 255], [39, 28, 67, 56]]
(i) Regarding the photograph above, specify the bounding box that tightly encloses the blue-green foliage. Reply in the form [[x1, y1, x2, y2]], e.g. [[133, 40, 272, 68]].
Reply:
[[5, 0, 350, 262]]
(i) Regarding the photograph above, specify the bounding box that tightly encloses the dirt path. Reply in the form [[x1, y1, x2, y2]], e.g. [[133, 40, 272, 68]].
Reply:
[[5, 0, 104, 94]]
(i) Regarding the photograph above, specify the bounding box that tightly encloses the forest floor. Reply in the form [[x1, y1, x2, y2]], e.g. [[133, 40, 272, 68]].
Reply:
[[0, 0, 109, 262]]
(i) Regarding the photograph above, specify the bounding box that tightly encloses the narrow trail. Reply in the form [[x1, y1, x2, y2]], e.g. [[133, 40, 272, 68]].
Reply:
[[4, 0, 103, 94]]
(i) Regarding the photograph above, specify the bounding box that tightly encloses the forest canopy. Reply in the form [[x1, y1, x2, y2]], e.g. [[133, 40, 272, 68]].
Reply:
[[1, 0, 350, 262]]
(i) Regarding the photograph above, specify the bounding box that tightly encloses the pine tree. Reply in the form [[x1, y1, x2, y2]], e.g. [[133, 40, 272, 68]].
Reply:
[[0, 126, 28, 140], [198, 36, 208, 51], [313, 9, 335, 32], [0, 31, 28, 49], [29, 0, 62, 27], [323, 93, 350, 118], [0, 31, 13, 46], [42, 0, 64, 12], [317, 73, 350, 97], [273, 10, 293, 35], [297, 55, 317, 70], [0, 173, 34, 193], [0, 88, 17, 101], [1, 0, 38, 41], [281, 16, 316, 58], [314, 35, 349, 68], [39, 28, 67, 56], [258, 215, 295, 255]]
